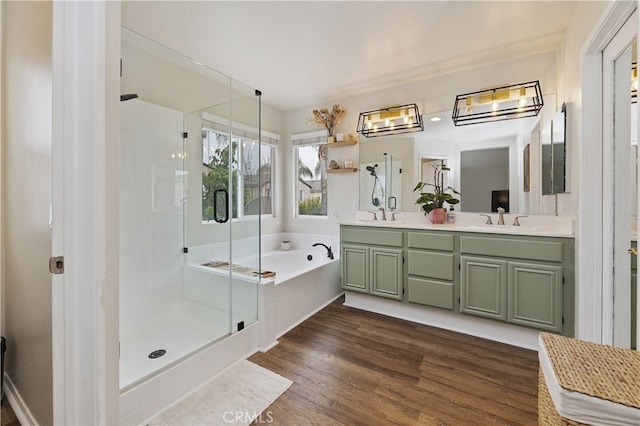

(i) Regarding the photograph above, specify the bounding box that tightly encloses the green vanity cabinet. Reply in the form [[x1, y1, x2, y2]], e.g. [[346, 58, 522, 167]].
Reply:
[[341, 245, 369, 293], [407, 231, 456, 310], [340, 225, 575, 336], [459, 234, 573, 335], [460, 256, 507, 320], [341, 226, 404, 300], [370, 247, 404, 300]]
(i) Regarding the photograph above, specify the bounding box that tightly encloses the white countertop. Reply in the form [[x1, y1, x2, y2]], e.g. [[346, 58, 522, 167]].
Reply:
[[341, 211, 576, 238]]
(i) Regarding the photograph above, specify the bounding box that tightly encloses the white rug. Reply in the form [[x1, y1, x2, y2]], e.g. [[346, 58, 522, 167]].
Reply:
[[146, 360, 292, 426]]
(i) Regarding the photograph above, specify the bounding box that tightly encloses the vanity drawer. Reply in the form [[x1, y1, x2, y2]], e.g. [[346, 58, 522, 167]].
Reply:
[[459, 235, 564, 263], [341, 226, 403, 247], [408, 277, 454, 310], [408, 231, 454, 251], [408, 250, 454, 281]]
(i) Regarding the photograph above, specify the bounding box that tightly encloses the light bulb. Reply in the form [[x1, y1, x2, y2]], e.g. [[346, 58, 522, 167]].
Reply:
[[385, 117, 390, 127], [518, 87, 527, 107], [367, 120, 372, 129], [464, 97, 472, 115], [403, 115, 409, 124]]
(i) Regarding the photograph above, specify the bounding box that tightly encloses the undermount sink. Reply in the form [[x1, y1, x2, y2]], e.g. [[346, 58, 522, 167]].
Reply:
[[465, 224, 540, 232]]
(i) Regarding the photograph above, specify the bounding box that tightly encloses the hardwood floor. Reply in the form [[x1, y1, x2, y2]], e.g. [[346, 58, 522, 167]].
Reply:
[[249, 296, 539, 425], [1, 397, 20, 426]]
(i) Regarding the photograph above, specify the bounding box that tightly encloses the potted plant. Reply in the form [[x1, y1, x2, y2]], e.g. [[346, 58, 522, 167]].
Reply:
[[413, 161, 460, 224]]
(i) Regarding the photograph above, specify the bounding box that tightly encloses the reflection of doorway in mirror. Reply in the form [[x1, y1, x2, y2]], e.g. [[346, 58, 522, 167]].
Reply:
[[460, 147, 509, 212], [420, 157, 447, 188]]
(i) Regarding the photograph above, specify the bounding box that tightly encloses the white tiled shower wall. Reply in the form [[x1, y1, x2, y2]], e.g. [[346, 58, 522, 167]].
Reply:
[[120, 99, 185, 324]]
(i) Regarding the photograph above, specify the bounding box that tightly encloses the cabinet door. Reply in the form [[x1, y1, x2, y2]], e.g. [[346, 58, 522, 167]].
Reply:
[[460, 256, 507, 321], [370, 247, 403, 300], [341, 245, 369, 293], [507, 262, 563, 332]]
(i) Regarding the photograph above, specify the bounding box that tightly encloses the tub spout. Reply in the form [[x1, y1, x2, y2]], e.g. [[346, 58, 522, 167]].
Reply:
[[313, 243, 334, 259]]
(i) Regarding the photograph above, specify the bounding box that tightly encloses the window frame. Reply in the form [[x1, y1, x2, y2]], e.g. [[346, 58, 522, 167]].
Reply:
[[201, 114, 278, 223], [292, 130, 329, 219]]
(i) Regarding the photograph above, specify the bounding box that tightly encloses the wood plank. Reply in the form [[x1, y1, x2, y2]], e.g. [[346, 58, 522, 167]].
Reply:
[[249, 295, 538, 425]]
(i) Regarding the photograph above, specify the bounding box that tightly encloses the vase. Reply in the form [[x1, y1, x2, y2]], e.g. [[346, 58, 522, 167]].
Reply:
[[327, 136, 336, 144], [428, 208, 447, 224]]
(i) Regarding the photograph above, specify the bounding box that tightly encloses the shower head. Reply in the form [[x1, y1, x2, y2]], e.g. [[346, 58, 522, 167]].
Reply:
[[366, 164, 378, 176], [120, 94, 139, 102]]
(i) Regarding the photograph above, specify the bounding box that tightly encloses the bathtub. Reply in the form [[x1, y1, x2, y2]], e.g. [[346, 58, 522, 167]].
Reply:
[[253, 245, 342, 351], [121, 233, 342, 424]]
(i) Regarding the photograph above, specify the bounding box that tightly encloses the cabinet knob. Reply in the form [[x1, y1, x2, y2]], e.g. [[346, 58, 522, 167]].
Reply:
[[629, 247, 638, 256]]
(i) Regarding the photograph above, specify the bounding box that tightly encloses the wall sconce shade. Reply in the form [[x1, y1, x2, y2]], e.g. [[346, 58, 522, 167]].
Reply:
[[356, 103, 424, 137], [452, 81, 543, 126]]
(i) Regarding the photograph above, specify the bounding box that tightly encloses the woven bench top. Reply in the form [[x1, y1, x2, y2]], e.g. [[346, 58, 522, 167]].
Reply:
[[540, 333, 640, 409]]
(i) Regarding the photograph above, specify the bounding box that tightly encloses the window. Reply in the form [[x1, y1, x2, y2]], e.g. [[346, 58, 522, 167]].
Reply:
[[295, 142, 327, 216], [202, 128, 275, 222]]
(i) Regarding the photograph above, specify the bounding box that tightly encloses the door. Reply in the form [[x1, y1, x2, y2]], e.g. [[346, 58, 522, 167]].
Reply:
[[460, 256, 507, 321], [341, 245, 369, 293], [370, 247, 403, 300], [602, 11, 637, 347], [507, 262, 563, 333]]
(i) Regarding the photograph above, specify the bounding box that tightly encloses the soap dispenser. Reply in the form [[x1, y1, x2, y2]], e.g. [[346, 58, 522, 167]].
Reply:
[[447, 206, 456, 223]]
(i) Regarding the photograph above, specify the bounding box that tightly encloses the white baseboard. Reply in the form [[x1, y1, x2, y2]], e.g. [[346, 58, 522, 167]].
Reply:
[[4, 373, 38, 426]]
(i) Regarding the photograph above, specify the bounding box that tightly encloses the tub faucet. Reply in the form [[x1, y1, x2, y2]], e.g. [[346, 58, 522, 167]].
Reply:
[[313, 243, 334, 259], [379, 207, 387, 221], [497, 207, 506, 225]]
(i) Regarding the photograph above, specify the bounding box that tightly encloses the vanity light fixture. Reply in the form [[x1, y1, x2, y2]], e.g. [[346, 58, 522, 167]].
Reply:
[[356, 103, 424, 137], [451, 80, 543, 126]]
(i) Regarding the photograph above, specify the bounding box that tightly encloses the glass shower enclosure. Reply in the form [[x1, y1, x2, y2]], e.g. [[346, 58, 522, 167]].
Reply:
[[119, 28, 261, 389]]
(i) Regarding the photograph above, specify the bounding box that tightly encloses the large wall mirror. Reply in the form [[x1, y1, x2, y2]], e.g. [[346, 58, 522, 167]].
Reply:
[[358, 96, 557, 215]]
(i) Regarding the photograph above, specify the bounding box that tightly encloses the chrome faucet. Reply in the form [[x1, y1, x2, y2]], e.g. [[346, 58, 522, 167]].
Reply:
[[497, 207, 506, 225], [480, 214, 493, 225], [312, 243, 334, 259], [379, 207, 387, 221], [513, 215, 528, 226]]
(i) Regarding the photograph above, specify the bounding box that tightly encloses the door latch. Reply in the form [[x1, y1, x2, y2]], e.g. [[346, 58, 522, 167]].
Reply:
[[49, 256, 64, 274]]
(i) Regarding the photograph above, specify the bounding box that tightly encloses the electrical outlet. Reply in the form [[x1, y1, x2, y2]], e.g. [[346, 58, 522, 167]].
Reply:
[[353, 200, 359, 210]]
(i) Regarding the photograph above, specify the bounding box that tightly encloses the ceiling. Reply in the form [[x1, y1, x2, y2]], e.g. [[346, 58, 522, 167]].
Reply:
[[122, 1, 582, 111]]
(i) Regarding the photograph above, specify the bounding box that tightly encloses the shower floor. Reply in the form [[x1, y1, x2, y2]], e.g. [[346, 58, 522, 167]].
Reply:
[[119, 300, 230, 389]]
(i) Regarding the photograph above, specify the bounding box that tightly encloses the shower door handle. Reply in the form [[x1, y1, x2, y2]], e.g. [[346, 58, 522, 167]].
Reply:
[[213, 188, 229, 223]]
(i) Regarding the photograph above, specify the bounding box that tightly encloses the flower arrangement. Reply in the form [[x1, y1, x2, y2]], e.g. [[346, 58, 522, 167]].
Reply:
[[413, 161, 460, 214], [307, 104, 346, 137]]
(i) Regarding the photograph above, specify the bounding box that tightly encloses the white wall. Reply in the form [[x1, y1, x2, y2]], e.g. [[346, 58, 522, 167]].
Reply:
[[1, 1, 53, 424]]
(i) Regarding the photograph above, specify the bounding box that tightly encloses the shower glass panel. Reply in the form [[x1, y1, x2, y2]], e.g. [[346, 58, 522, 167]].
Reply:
[[119, 27, 260, 390]]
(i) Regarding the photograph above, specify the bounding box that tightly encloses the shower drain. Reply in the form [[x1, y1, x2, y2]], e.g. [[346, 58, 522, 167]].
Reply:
[[148, 349, 167, 359]]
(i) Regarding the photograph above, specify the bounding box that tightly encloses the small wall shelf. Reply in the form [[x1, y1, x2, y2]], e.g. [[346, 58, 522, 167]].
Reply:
[[328, 140, 358, 148], [327, 167, 359, 173]]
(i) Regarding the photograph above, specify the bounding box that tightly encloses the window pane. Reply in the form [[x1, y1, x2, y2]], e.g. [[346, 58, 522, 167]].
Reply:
[[242, 140, 273, 215], [296, 144, 327, 216], [202, 130, 238, 221]]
